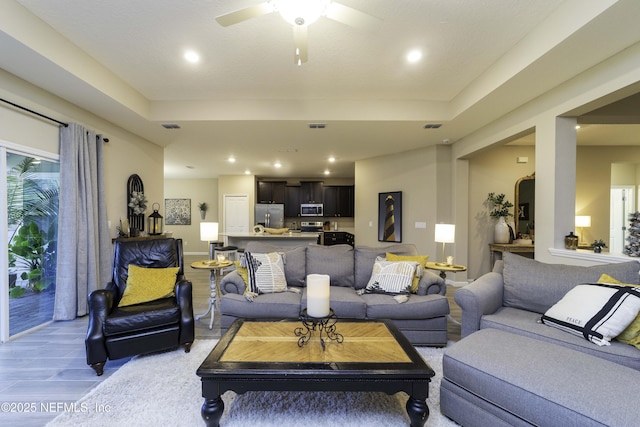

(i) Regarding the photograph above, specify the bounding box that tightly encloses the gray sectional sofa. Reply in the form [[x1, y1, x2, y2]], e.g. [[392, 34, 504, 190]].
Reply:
[[218, 242, 450, 346], [441, 252, 640, 426]]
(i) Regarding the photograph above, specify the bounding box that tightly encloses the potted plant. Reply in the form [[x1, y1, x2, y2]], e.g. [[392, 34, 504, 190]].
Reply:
[[198, 202, 208, 220], [486, 193, 514, 243], [590, 239, 608, 253]]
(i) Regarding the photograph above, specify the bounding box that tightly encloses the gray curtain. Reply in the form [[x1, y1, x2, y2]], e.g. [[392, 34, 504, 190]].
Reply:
[[54, 123, 111, 320]]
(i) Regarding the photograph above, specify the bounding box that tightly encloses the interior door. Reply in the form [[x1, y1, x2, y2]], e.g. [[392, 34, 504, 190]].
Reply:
[[223, 194, 249, 240], [610, 186, 635, 254]]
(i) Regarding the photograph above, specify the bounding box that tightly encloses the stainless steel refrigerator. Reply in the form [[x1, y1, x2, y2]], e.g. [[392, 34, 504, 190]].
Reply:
[[255, 203, 284, 228]]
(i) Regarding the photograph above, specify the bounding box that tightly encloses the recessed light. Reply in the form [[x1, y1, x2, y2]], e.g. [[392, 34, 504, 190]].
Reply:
[[407, 49, 422, 63], [575, 125, 581, 130], [328, 156, 335, 163], [184, 50, 200, 64], [244, 170, 251, 175], [274, 162, 282, 168], [324, 170, 330, 175], [228, 156, 236, 163]]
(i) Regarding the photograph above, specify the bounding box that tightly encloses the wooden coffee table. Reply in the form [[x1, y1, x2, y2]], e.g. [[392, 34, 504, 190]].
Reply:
[[196, 319, 435, 427]]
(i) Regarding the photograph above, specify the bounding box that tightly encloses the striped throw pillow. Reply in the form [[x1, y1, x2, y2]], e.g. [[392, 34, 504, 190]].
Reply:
[[364, 257, 419, 296], [541, 283, 640, 346], [242, 251, 287, 294]]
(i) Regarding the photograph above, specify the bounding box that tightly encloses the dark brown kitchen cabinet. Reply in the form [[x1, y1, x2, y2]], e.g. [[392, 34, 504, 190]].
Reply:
[[323, 185, 354, 217], [257, 181, 286, 204], [284, 185, 301, 217], [300, 181, 323, 203]]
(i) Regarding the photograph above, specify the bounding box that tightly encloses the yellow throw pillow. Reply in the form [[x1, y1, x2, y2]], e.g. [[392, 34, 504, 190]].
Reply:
[[598, 273, 640, 348], [385, 253, 429, 293], [234, 260, 249, 285], [119, 265, 179, 307]]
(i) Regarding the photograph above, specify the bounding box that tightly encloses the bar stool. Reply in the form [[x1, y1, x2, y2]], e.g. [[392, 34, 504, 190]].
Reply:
[[214, 246, 238, 274]]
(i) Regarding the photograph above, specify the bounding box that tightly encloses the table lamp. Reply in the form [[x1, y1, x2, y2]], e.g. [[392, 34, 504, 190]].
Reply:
[[575, 215, 591, 246], [200, 222, 219, 260], [435, 224, 455, 266]]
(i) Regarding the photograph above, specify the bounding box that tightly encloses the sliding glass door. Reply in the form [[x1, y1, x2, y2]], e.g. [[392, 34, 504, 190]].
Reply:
[[2, 148, 59, 339]]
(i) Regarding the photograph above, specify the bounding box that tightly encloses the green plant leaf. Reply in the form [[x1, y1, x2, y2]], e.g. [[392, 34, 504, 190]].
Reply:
[[9, 287, 26, 298]]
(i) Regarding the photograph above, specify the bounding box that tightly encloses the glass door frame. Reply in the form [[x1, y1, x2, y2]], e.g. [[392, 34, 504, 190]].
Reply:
[[1, 141, 59, 342]]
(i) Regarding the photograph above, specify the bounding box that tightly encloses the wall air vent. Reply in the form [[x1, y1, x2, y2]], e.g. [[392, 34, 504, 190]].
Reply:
[[308, 123, 326, 129], [423, 123, 442, 129], [161, 123, 181, 129]]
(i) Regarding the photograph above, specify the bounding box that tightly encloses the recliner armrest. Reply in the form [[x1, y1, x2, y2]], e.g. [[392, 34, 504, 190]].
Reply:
[[175, 279, 194, 344], [220, 271, 247, 295], [85, 286, 116, 365], [454, 272, 505, 338]]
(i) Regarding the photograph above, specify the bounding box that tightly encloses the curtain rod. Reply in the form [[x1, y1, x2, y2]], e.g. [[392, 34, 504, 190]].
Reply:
[[0, 97, 68, 127]]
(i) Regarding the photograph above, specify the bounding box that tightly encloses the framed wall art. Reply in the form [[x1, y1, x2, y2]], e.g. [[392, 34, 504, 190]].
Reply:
[[378, 191, 402, 243], [165, 198, 191, 225]]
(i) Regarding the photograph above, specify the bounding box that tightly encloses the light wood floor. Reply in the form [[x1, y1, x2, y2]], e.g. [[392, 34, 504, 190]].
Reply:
[[0, 254, 461, 426]]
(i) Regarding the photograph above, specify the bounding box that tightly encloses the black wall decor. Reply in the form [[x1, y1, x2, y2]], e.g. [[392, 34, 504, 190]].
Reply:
[[127, 174, 145, 234]]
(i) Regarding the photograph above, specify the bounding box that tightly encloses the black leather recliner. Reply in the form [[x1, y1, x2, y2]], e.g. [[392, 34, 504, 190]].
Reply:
[[85, 237, 194, 375]]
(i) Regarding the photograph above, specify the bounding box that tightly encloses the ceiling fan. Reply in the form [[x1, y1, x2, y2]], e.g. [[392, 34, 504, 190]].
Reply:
[[215, 1, 382, 66]]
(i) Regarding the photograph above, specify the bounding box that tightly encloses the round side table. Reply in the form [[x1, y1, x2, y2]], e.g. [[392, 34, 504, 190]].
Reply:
[[191, 260, 233, 329]]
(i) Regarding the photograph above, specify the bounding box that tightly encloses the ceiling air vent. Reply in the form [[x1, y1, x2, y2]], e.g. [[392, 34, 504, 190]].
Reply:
[[161, 123, 181, 129], [308, 123, 326, 129], [423, 123, 442, 129]]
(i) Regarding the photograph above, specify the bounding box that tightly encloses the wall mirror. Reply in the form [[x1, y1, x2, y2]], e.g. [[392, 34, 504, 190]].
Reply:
[[514, 173, 535, 238]]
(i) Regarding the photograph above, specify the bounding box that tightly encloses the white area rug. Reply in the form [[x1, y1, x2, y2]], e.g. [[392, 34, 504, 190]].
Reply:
[[47, 340, 458, 427]]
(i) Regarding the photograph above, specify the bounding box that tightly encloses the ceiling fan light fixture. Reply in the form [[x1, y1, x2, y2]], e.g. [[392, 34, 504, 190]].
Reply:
[[274, 0, 329, 26]]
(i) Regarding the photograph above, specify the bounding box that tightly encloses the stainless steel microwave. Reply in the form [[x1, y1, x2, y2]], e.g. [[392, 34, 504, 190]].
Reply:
[[300, 203, 323, 217]]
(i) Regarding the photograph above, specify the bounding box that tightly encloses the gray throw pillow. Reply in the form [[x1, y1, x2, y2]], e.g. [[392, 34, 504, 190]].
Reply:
[[306, 245, 354, 287]]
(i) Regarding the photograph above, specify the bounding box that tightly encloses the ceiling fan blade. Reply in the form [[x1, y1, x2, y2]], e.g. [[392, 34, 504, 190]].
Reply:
[[325, 2, 382, 32], [293, 26, 308, 65], [215, 2, 275, 27]]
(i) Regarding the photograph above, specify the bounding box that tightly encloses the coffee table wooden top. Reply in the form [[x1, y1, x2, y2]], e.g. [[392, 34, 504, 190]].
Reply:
[[198, 318, 433, 376]]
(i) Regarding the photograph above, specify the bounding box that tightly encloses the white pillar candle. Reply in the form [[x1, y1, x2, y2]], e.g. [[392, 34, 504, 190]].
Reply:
[[306, 274, 330, 318]]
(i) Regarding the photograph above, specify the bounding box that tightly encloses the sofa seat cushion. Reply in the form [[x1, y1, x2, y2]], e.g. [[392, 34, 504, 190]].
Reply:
[[220, 289, 302, 319], [502, 252, 640, 314], [443, 329, 640, 427], [104, 297, 180, 336], [362, 294, 449, 320], [301, 286, 366, 319], [306, 245, 355, 287], [481, 307, 640, 370]]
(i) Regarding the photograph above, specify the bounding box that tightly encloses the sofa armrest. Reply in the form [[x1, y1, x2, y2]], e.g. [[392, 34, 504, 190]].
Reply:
[[417, 270, 446, 296], [220, 271, 247, 295], [175, 279, 194, 344], [454, 272, 504, 338]]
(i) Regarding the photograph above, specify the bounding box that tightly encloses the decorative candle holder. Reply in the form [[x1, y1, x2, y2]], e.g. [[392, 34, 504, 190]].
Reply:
[[295, 309, 344, 351]]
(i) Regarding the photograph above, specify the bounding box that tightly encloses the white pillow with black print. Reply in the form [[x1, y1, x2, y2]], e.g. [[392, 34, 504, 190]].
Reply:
[[364, 257, 419, 296], [242, 251, 287, 294], [541, 283, 640, 346]]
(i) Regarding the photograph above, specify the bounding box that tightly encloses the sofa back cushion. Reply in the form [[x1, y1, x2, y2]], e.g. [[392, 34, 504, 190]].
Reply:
[[354, 244, 418, 290], [243, 242, 307, 287], [502, 252, 640, 314], [306, 244, 354, 287]]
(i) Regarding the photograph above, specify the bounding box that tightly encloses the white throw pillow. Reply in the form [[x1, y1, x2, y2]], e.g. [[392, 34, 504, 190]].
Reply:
[[541, 283, 640, 346], [364, 257, 419, 295], [242, 251, 287, 294]]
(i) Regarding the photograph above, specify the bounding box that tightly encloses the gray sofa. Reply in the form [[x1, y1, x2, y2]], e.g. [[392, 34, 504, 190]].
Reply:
[[441, 252, 640, 426], [218, 242, 450, 346]]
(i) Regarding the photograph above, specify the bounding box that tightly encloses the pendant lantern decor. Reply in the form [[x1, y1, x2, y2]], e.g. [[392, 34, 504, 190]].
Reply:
[[148, 203, 164, 235]]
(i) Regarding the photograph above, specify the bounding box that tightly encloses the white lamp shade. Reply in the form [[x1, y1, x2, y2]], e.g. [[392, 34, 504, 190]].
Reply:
[[575, 216, 591, 228], [200, 222, 219, 242], [435, 224, 455, 243]]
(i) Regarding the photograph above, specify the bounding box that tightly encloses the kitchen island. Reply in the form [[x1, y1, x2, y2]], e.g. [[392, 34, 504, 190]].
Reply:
[[221, 232, 320, 249]]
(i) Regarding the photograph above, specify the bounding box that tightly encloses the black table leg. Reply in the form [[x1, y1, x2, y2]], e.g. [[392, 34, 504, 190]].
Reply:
[[201, 396, 224, 427], [406, 396, 429, 427]]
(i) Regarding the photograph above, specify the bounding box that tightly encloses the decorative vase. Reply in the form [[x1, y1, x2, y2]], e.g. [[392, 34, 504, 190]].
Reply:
[[594, 246, 602, 253], [494, 216, 511, 244], [564, 232, 578, 250], [200, 210, 206, 220]]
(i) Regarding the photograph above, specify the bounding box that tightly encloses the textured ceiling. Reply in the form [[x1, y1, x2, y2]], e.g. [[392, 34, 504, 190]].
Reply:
[[5, 0, 640, 178]]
